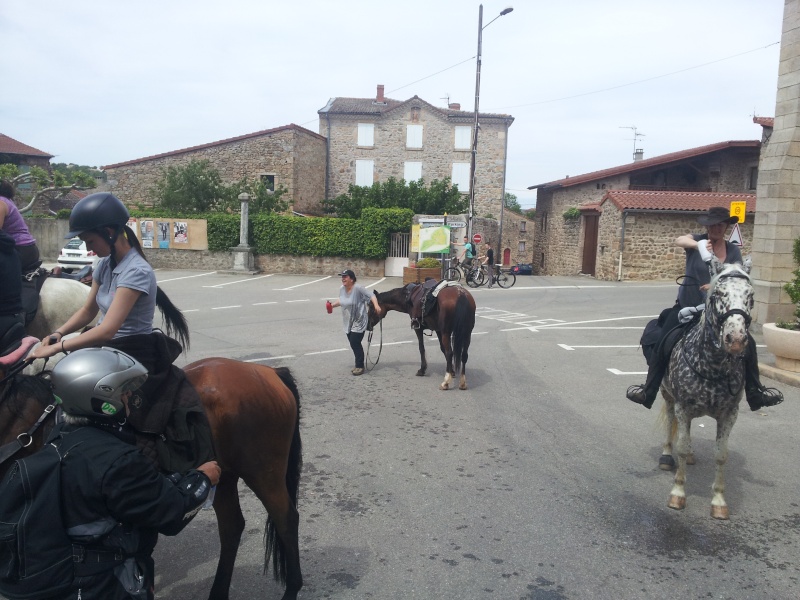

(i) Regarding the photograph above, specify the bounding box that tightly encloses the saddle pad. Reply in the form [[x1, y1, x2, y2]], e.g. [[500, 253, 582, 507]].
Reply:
[[432, 280, 461, 297]]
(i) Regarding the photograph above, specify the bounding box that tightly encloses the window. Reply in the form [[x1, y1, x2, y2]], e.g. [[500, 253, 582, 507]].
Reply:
[[355, 160, 374, 186], [519, 241, 526, 253], [520, 221, 526, 232], [454, 126, 471, 150], [358, 123, 374, 147], [748, 166, 758, 190], [404, 161, 422, 183], [259, 174, 275, 191], [407, 124, 423, 148], [451, 162, 470, 191]]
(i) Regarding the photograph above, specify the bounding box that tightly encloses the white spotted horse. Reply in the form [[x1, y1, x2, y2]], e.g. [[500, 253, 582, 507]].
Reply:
[[658, 258, 756, 520]]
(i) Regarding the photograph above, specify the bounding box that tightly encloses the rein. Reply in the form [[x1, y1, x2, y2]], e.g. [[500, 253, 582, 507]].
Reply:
[[365, 318, 383, 372]]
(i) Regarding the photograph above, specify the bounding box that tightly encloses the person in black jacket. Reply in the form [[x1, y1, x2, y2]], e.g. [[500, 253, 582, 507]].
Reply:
[[48, 347, 221, 600], [0, 229, 24, 354]]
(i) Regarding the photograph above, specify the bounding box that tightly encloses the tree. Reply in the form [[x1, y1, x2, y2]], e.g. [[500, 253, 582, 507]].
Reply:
[[504, 192, 522, 213], [322, 177, 468, 219], [0, 163, 96, 214], [524, 207, 536, 220]]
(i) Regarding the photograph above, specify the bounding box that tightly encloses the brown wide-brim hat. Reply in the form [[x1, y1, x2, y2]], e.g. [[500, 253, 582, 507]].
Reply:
[[697, 206, 738, 226]]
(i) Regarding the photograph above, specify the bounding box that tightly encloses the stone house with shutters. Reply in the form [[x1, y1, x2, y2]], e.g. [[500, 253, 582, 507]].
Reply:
[[529, 139, 762, 281], [103, 124, 327, 215]]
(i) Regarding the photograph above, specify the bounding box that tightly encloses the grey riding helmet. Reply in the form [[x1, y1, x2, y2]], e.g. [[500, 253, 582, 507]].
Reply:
[[50, 347, 148, 419], [66, 192, 130, 239]]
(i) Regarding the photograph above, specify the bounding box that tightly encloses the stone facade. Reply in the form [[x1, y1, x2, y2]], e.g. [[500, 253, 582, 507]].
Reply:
[[319, 88, 514, 221], [532, 142, 762, 279], [751, 0, 800, 325], [103, 125, 327, 215]]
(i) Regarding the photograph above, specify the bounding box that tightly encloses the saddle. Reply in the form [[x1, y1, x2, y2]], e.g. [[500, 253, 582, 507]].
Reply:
[[408, 279, 440, 330]]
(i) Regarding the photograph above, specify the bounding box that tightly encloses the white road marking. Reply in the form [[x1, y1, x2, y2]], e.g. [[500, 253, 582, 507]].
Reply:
[[365, 277, 386, 288], [559, 344, 640, 351], [304, 348, 349, 355], [211, 305, 241, 310], [286, 299, 310, 303], [276, 276, 333, 290], [203, 274, 274, 288], [253, 302, 277, 306], [608, 368, 648, 375], [244, 355, 296, 362], [159, 271, 217, 283]]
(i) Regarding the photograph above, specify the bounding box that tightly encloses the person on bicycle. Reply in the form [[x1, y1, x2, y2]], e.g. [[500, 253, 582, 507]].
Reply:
[[481, 242, 496, 288], [460, 236, 475, 268]]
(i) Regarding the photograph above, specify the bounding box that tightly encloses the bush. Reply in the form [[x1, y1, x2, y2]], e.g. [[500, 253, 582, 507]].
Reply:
[[563, 207, 581, 220], [416, 257, 441, 268], [777, 237, 800, 330]]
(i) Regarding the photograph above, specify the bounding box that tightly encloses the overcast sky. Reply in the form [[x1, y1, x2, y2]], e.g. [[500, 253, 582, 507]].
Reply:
[[1, 1, 784, 209]]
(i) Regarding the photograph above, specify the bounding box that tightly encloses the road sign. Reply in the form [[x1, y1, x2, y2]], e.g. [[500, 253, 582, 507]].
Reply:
[[472, 233, 483, 244], [446, 221, 466, 228], [728, 223, 743, 247], [730, 201, 746, 224]]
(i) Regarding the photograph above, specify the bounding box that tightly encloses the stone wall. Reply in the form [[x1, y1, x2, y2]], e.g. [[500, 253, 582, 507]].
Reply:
[[104, 126, 326, 214], [321, 105, 510, 219]]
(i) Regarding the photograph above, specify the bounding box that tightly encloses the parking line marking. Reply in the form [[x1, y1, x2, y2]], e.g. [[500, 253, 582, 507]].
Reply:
[[159, 271, 217, 283], [608, 368, 648, 375], [276, 276, 333, 290], [203, 274, 274, 288], [305, 348, 348, 356], [286, 299, 310, 303], [365, 277, 386, 288], [244, 355, 296, 362], [211, 305, 241, 310], [559, 344, 640, 351], [253, 302, 277, 306]]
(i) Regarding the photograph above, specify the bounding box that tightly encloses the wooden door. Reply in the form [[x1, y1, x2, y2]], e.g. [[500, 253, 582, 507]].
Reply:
[[581, 215, 599, 276]]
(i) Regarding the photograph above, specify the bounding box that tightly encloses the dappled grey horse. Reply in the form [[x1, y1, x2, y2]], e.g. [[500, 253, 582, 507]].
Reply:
[[658, 259, 753, 520]]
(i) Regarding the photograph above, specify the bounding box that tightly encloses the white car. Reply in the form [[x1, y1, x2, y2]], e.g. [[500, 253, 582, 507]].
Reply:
[[56, 237, 98, 272]]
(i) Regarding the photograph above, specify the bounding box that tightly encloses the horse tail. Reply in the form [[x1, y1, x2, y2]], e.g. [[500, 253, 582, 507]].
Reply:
[[451, 292, 471, 371], [155, 286, 190, 350], [264, 366, 303, 585]]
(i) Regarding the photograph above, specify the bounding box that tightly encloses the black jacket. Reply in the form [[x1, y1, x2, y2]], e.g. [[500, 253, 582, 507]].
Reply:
[[51, 422, 211, 600], [0, 230, 22, 317]]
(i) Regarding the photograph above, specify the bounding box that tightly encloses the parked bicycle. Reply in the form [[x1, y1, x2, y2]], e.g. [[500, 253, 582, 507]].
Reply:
[[444, 257, 484, 287], [472, 263, 517, 289]]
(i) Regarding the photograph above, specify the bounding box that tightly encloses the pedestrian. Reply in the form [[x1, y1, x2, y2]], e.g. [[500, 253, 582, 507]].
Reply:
[[0, 179, 41, 273], [48, 347, 221, 599], [626, 206, 783, 411], [481, 242, 495, 287], [327, 269, 381, 375]]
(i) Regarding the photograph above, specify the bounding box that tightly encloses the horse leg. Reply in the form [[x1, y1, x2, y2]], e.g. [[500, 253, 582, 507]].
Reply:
[[668, 414, 692, 510], [415, 328, 427, 377], [659, 398, 676, 471], [241, 471, 303, 599], [710, 410, 738, 520], [439, 331, 454, 391], [209, 472, 245, 600]]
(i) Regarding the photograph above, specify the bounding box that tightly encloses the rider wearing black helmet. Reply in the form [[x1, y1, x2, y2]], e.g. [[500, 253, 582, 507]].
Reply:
[[31, 193, 209, 472], [49, 347, 220, 600]]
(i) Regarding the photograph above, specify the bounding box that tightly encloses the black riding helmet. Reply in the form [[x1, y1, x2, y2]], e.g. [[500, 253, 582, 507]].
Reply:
[[66, 192, 130, 239]]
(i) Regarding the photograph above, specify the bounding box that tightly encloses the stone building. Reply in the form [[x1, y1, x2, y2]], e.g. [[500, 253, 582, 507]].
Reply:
[[317, 85, 515, 221], [529, 139, 762, 280], [103, 124, 327, 215], [0, 133, 52, 169]]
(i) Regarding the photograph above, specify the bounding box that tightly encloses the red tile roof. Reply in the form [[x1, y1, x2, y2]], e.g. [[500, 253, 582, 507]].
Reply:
[[320, 94, 514, 122], [753, 116, 774, 128], [0, 133, 53, 158], [528, 140, 760, 190], [598, 189, 756, 213], [102, 124, 325, 169]]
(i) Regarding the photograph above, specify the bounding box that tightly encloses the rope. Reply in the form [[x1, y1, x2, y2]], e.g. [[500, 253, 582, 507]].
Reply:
[[364, 319, 383, 372]]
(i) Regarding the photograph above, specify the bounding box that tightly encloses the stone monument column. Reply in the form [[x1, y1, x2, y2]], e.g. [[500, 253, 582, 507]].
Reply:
[[752, 0, 800, 324], [230, 192, 258, 273]]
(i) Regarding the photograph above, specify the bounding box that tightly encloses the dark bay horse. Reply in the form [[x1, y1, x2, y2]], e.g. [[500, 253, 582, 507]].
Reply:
[[0, 359, 303, 599], [658, 260, 754, 520], [368, 284, 476, 390]]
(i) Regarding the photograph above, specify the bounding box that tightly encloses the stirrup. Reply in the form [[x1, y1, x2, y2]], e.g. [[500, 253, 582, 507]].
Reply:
[[411, 319, 421, 330]]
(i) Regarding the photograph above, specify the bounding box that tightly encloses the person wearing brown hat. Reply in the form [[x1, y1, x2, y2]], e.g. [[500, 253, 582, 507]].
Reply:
[[326, 269, 381, 375], [627, 206, 783, 411]]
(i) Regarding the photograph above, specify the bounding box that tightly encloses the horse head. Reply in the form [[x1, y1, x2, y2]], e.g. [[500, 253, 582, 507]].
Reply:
[[367, 290, 383, 331], [705, 260, 753, 356]]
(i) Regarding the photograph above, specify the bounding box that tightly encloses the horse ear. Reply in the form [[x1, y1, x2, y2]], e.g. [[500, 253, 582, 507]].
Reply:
[[742, 255, 752, 274], [373, 290, 378, 297]]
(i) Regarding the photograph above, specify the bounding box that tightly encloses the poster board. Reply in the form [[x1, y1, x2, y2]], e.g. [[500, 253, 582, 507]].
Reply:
[[129, 218, 208, 250]]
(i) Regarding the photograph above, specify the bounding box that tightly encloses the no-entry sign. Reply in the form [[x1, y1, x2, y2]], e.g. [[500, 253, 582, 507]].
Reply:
[[472, 233, 483, 244]]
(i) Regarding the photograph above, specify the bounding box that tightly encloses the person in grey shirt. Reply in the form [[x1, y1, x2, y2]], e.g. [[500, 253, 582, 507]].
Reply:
[[627, 206, 783, 411], [328, 269, 381, 376]]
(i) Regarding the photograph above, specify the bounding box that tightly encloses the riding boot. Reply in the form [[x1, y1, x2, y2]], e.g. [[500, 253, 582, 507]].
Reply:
[[743, 337, 784, 411], [626, 359, 666, 409]]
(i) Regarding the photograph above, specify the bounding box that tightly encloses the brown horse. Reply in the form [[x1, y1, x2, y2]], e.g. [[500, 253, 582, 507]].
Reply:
[[367, 284, 476, 390], [0, 357, 303, 600]]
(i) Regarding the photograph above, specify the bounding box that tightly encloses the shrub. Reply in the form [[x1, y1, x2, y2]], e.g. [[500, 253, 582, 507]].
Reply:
[[777, 237, 800, 330], [416, 257, 441, 268], [562, 207, 581, 220]]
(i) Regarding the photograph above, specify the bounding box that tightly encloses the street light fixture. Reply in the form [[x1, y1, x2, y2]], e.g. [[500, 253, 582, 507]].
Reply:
[[467, 5, 513, 241]]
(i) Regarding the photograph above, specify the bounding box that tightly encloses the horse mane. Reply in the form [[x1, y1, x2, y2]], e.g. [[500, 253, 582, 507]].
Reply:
[[156, 287, 190, 350], [0, 373, 53, 417]]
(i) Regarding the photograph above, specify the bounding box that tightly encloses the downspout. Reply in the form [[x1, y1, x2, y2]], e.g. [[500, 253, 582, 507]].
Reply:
[[618, 210, 627, 281]]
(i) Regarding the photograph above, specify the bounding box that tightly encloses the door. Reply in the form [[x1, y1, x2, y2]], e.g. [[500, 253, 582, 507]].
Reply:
[[581, 214, 599, 276], [503, 248, 511, 266]]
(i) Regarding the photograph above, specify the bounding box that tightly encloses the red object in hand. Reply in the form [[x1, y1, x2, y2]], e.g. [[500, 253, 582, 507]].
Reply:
[[326, 301, 333, 314]]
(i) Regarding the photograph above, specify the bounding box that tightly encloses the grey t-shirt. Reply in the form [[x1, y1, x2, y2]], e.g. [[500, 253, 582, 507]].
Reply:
[[339, 284, 372, 334], [677, 233, 742, 308], [94, 250, 157, 338]]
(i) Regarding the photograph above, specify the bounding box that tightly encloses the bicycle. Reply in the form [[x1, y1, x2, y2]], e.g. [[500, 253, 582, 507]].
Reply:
[[445, 257, 485, 286], [474, 263, 516, 289]]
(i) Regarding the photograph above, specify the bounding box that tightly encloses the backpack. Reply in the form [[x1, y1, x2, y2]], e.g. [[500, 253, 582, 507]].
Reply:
[[467, 242, 476, 256], [0, 432, 84, 599]]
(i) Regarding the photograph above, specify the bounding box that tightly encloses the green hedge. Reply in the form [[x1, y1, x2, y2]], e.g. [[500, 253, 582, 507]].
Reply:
[[129, 208, 413, 258]]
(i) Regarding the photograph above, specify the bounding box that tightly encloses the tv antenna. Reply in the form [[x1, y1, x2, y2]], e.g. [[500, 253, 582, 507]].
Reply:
[[619, 125, 645, 160], [441, 93, 450, 107]]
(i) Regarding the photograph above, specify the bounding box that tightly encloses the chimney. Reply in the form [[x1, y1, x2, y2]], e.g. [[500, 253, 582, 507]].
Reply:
[[376, 84, 385, 103], [448, 103, 461, 111], [633, 149, 644, 162]]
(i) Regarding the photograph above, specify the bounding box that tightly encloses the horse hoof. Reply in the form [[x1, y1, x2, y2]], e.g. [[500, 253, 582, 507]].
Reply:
[[416, 370, 426, 377], [668, 495, 686, 510], [459, 383, 467, 390], [658, 455, 675, 471], [710, 505, 729, 520], [686, 454, 696, 466], [440, 383, 450, 390]]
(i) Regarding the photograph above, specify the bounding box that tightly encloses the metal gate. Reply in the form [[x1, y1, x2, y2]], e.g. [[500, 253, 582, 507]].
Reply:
[[385, 232, 410, 276]]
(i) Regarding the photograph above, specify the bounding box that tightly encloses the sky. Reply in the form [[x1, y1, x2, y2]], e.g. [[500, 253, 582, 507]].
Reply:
[[1, 1, 785, 210]]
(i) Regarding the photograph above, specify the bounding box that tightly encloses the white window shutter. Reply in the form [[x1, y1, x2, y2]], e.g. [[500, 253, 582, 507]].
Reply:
[[406, 125, 423, 148], [451, 162, 470, 191], [355, 160, 374, 186], [357, 123, 374, 147], [404, 162, 422, 183], [454, 126, 471, 150]]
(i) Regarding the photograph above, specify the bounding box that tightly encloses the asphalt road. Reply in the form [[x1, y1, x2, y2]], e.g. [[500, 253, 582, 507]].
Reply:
[[147, 269, 800, 599]]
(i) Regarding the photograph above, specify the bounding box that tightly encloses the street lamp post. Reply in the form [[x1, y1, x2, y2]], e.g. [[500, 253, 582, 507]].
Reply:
[[467, 4, 513, 241]]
